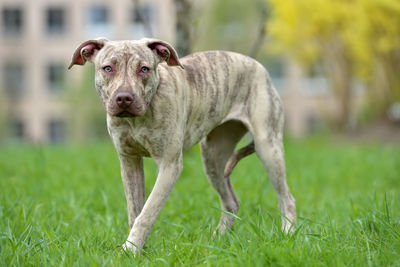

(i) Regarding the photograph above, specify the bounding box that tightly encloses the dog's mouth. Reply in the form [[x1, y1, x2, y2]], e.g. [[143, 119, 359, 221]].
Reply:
[[115, 111, 136, 118]]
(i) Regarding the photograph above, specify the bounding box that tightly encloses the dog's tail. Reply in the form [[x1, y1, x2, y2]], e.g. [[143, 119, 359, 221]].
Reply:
[[224, 141, 255, 177]]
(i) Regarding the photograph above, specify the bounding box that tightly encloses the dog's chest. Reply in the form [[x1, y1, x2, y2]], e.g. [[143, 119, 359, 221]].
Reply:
[[113, 129, 151, 157], [107, 119, 150, 157]]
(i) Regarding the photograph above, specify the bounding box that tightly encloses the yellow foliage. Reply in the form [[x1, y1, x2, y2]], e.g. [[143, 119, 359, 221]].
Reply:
[[267, 0, 400, 78]]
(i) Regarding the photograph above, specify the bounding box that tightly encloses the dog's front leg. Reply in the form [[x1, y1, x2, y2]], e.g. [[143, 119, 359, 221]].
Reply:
[[119, 154, 145, 229], [123, 152, 183, 253]]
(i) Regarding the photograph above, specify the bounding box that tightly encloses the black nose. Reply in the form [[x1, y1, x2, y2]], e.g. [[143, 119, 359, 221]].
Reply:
[[115, 92, 134, 108]]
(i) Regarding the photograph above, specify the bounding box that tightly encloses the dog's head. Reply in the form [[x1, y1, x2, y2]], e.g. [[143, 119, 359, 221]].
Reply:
[[68, 38, 183, 117]]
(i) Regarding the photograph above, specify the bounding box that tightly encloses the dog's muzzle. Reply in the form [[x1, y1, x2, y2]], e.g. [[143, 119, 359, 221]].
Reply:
[[114, 91, 136, 117]]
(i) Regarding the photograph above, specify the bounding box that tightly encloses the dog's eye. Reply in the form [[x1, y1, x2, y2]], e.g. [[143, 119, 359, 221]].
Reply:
[[103, 66, 112, 72], [141, 66, 150, 73]]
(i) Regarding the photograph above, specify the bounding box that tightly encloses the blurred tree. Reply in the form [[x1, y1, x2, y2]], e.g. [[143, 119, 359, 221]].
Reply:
[[0, 89, 7, 142], [248, 2, 269, 58], [267, 0, 400, 128], [67, 67, 108, 142], [171, 0, 269, 57], [193, 0, 268, 56], [174, 0, 193, 56]]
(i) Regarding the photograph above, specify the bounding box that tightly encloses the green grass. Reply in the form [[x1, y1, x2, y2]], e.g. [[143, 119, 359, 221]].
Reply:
[[1, 137, 400, 266]]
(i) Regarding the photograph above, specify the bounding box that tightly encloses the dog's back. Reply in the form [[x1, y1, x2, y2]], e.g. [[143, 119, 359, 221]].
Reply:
[[157, 50, 275, 149]]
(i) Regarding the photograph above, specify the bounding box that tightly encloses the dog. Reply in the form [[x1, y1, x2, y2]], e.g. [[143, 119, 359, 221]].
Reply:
[[69, 38, 296, 253]]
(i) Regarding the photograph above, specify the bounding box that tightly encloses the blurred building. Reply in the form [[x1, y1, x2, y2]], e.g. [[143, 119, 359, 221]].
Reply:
[[271, 59, 333, 137], [0, 0, 175, 143], [272, 59, 364, 137], [1, 0, 359, 143]]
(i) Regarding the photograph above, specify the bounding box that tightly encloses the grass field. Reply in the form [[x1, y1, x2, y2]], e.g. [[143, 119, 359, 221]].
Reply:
[[1, 137, 400, 266]]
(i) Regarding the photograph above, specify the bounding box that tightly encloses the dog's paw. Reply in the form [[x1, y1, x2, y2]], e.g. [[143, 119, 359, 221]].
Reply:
[[212, 221, 231, 238], [282, 221, 296, 234], [212, 229, 220, 238], [121, 241, 140, 256]]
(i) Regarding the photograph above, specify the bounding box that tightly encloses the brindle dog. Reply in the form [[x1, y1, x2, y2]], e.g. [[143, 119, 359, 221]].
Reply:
[[69, 38, 296, 253]]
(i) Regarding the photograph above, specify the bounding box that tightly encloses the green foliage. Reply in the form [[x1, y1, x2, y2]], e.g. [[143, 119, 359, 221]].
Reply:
[[1, 139, 400, 265], [193, 0, 266, 54], [67, 66, 108, 142]]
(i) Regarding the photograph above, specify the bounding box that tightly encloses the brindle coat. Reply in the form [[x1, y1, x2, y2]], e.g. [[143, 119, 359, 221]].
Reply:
[[69, 38, 296, 253]]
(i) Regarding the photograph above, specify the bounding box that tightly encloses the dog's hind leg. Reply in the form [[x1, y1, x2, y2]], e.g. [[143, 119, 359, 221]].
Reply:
[[250, 86, 297, 233], [254, 134, 296, 233], [200, 120, 247, 236]]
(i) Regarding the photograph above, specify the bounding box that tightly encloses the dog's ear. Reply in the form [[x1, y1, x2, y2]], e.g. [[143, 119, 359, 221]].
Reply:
[[147, 39, 184, 69], [68, 38, 108, 69]]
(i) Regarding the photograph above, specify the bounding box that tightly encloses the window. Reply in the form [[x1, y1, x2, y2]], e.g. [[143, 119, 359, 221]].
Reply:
[[89, 5, 108, 25], [47, 63, 65, 91], [265, 59, 284, 78], [3, 62, 25, 97], [2, 7, 23, 35], [308, 61, 325, 78], [264, 57, 286, 92], [48, 119, 66, 143], [306, 113, 322, 133], [46, 7, 65, 35], [305, 61, 329, 94], [132, 6, 153, 24], [86, 5, 111, 36], [11, 118, 25, 140], [130, 5, 155, 38]]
